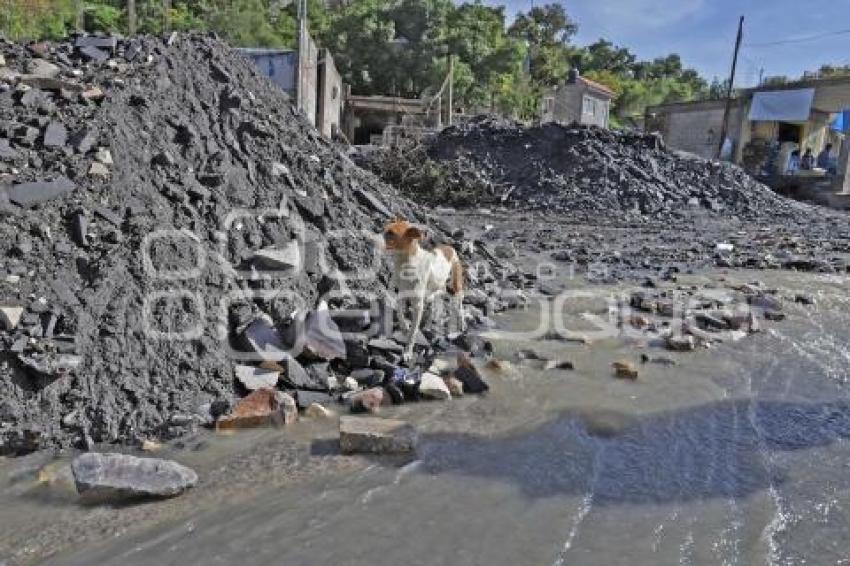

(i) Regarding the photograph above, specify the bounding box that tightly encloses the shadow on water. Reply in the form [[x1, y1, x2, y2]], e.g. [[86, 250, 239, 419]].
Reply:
[[415, 398, 850, 505]]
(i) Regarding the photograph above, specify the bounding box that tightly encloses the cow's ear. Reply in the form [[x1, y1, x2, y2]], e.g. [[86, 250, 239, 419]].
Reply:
[[404, 226, 425, 240]]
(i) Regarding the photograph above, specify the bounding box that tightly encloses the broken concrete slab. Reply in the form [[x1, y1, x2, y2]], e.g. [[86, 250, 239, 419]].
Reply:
[[7, 177, 76, 207], [234, 364, 280, 391], [71, 452, 198, 501], [216, 388, 297, 430], [339, 416, 417, 454]]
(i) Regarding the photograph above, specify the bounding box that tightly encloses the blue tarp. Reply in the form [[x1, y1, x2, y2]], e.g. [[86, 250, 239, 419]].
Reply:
[[831, 110, 850, 132]]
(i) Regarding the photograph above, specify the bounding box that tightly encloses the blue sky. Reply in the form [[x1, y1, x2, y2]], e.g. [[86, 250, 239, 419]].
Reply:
[[490, 0, 850, 86]]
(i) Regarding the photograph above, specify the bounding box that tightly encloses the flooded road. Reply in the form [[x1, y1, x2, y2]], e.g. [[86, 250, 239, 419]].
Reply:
[[4, 269, 850, 565]]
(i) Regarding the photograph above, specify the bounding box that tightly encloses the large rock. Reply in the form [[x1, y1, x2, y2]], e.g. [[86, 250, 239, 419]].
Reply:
[[216, 388, 297, 430], [419, 372, 451, 400], [71, 452, 198, 500], [454, 353, 490, 394], [339, 416, 417, 454]]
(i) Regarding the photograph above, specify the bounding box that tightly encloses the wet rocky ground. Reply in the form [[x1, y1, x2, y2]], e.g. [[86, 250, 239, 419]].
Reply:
[[1, 207, 845, 564]]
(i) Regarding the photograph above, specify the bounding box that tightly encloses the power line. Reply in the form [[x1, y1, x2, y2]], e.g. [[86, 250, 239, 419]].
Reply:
[[745, 27, 850, 48]]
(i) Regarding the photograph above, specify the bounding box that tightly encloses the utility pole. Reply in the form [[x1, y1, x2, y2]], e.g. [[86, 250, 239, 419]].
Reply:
[[127, 0, 137, 35], [163, 0, 171, 31], [75, 0, 84, 31], [295, 0, 307, 113], [447, 54, 454, 126], [758, 67, 764, 86], [716, 15, 744, 160]]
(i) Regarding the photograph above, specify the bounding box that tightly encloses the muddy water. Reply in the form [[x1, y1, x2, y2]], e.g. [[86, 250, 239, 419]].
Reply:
[[4, 270, 850, 565]]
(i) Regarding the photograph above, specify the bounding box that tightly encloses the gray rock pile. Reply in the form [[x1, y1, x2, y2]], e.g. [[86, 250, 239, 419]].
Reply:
[[363, 116, 821, 222], [0, 33, 504, 454]]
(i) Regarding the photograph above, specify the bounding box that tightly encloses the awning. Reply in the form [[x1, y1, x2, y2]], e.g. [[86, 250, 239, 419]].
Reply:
[[831, 110, 850, 132], [748, 88, 815, 122]]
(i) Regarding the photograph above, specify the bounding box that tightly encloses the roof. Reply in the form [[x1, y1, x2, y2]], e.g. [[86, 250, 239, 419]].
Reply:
[[578, 77, 615, 98]]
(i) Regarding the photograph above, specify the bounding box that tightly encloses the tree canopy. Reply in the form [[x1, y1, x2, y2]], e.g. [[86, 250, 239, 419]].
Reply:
[[2, 0, 716, 123]]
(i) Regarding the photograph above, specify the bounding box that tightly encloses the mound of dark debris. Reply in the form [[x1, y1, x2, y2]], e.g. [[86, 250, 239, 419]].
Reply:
[[0, 33, 507, 454], [362, 116, 823, 222]]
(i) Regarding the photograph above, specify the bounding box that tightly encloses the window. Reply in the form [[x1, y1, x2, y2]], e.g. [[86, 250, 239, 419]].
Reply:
[[582, 96, 595, 116]]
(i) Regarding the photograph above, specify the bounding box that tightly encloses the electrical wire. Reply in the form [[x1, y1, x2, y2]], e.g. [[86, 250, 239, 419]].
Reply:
[[745, 28, 850, 48]]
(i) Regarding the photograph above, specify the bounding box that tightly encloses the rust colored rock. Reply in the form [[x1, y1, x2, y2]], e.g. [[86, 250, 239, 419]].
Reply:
[[349, 387, 388, 414], [612, 360, 638, 380], [216, 388, 296, 430]]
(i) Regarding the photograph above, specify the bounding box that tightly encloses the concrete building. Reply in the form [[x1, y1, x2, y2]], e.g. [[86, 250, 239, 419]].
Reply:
[[645, 76, 850, 205], [646, 77, 850, 165], [237, 29, 341, 139], [541, 70, 615, 128]]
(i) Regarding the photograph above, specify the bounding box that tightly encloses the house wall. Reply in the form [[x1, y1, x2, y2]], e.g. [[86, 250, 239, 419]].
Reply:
[[650, 103, 747, 160], [237, 48, 298, 96], [317, 49, 343, 139], [543, 84, 610, 128]]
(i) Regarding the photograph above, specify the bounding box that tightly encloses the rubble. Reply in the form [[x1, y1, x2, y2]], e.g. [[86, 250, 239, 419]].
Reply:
[[71, 452, 198, 500]]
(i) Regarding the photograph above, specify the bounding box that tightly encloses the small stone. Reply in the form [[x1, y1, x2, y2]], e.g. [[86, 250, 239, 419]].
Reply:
[[419, 372, 451, 400], [665, 334, 696, 352], [543, 359, 574, 370], [612, 360, 638, 380], [349, 387, 387, 414], [216, 388, 296, 430], [94, 147, 113, 164], [141, 439, 162, 452], [89, 162, 109, 177], [339, 416, 417, 454], [71, 452, 197, 500], [443, 376, 464, 396], [304, 402, 334, 419], [764, 310, 785, 321]]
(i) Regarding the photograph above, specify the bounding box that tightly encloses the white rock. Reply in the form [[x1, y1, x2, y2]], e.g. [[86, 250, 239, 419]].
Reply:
[[0, 306, 24, 329], [89, 162, 109, 178], [95, 147, 113, 165], [234, 364, 279, 391], [419, 372, 451, 400]]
